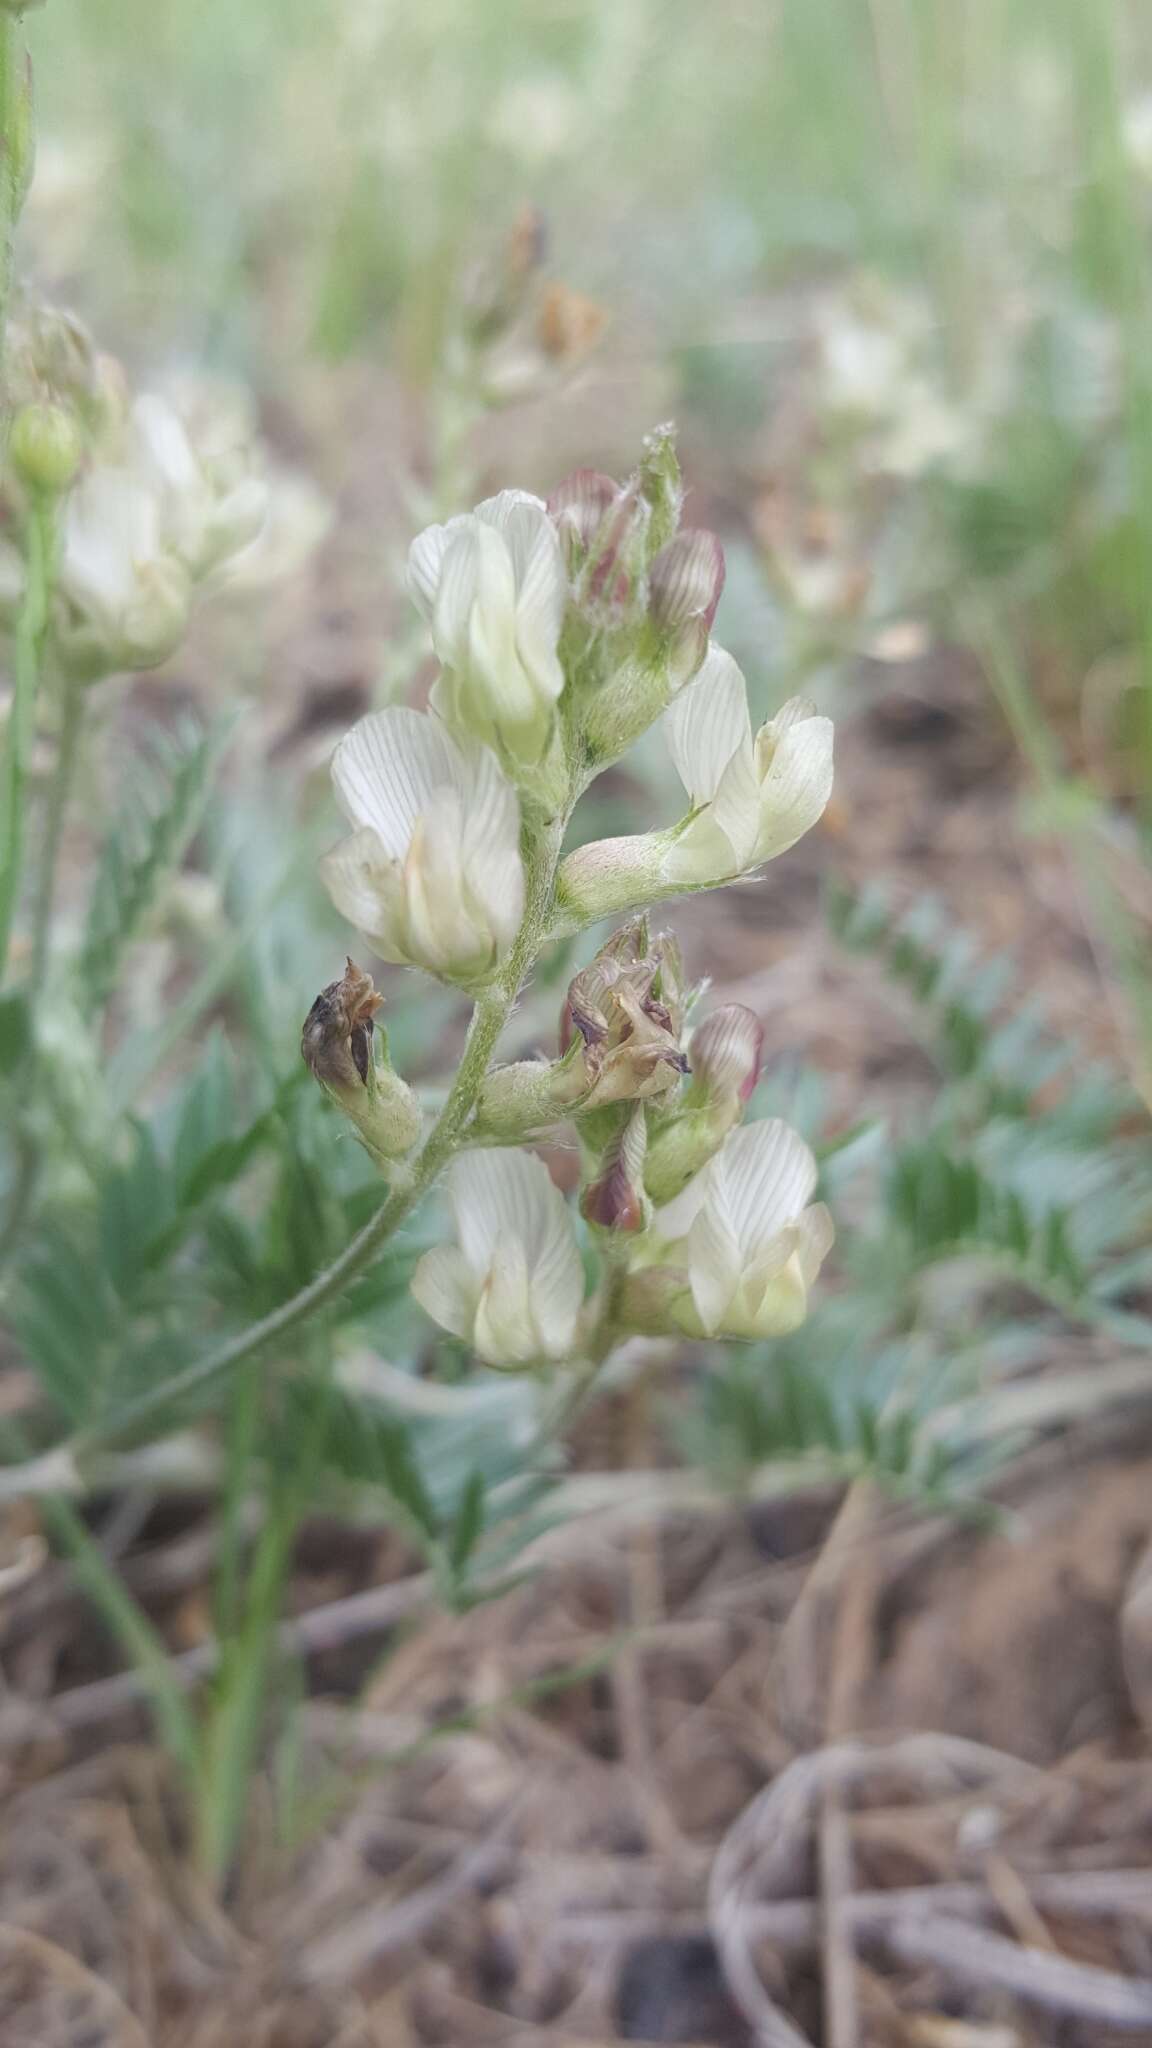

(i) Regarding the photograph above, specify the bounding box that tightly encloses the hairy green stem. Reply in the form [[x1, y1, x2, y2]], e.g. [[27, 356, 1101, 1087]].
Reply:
[[63, 817, 567, 1464], [0, 495, 54, 975]]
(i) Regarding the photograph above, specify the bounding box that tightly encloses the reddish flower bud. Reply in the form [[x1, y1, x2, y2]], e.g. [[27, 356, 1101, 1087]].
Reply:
[[648, 526, 725, 687], [689, 1004, 764, 1110], [581, 1106, 649, 1234], [649, 528, 726, 635], [546, 468, 619, 573]]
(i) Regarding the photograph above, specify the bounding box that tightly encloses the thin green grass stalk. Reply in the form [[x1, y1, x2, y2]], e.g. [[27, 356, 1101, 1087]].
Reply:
[[197, 1340, 332, 1886], [0, 495, 56, 977], [196, 1497, 296, 1885], [29, 669, 85, 983], [41, 1489, 203, 1785], [0, 1421, 201, 1783], [213, 1359, 263, 1646], [0, 12, 31, 380]]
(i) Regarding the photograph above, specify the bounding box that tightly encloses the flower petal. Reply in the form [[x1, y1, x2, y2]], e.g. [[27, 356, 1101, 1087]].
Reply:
[[460, 746, 525, 953], [663, 645, 752, 806], [318, 826, 408, 961], [752, 707, 834, 862], [685, 1194, 743, 1335], [447, 1146, 584, 1359], [794, 1201, 835, 1285], [406, 518, 453, 619], [474, 489, 552, 573], [710, 1119, 818, 1260], [447, 1147, 553, 1278], [330, 708, 465, 855], [474, 1236, 537, 1365], [698, 741, 763, 870], [411, 1244, 479, 1341]]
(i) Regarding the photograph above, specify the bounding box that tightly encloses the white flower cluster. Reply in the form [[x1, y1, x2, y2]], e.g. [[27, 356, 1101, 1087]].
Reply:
[[54, 390, 269, 677], [1, 311, 324, 682], [314, 436, 836, 1370], [322, 459, 832, 983]]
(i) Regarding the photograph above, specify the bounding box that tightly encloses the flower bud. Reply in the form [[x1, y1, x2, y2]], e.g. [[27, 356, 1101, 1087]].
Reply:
[[648, 527, 725, 686], [407, 489, 567, 773], [545, 468, 619, 574], [636, 421, 683, 558], [581, 1104, 650, 1235], [302, 958, 421, 1163], [688, 1004, 763, 1113], [9, 400, 83, 496], [643, 1006, 764, 1204]]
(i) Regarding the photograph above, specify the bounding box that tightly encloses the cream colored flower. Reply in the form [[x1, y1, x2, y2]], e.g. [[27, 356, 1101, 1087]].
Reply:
[[556, 646, 833, 923], [412, 1148, 585, 1368], [133, 394, 268, 581], [662, 649, 833, 884], [407, 489, 567, 765], [628, 1119, 833, 1340], [320, 708, 524, 984]]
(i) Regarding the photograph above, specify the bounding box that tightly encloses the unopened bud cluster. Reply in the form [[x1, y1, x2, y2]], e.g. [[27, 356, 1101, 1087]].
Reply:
[[307, 430, 836, 1372]]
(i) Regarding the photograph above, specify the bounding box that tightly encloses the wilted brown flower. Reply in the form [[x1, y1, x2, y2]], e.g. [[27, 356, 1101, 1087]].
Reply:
[[301, 956, 383, 1097], [301, 959, 421, 1162], [561, 919, 687, 1111]]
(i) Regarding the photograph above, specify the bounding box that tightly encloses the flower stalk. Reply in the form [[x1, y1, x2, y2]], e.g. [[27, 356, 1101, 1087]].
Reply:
[[0, 428, 837, 1497]]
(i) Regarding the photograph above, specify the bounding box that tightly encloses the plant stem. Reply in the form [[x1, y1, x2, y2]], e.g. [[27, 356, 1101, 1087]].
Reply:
[[29, 668, 84, 984], [68, 817, 567, 1462], [0, 13, 30, 382], [0, 494, 55, 977]]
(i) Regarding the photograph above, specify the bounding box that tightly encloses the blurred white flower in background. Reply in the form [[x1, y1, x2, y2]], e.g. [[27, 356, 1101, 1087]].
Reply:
[[1123, 94, 1152, 179], [57, 460, 192, 672], [487, 73, 580, 161], [131, 393, 268, 581]]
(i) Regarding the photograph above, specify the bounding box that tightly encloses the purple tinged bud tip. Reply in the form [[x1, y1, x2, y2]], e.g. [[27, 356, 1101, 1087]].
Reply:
[[546, 469, 620, 571], [580, 1106, 649, 1233], [649, 527, 726, 635]]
